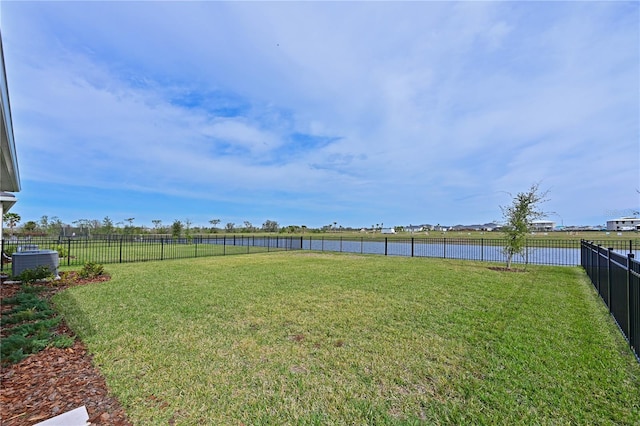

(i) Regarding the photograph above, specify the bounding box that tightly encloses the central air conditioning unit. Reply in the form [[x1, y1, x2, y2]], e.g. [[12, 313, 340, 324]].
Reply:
[[11, 247, 60, 278]]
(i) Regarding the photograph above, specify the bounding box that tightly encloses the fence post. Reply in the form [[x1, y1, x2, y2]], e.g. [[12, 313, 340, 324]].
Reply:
[[161, 237, 164, 261], [411, 237, 414, 257], [627, 253, 634, 350], [385, 237, 388, 256], [607, 248, 613, 312], [481, 238, 484, 262], [596, 245, 602, 294], [340, 237, 343, 253], [443, 238, 447, 259], [1, 239, 4, 272], [119, 237, 123, 264], [67, 239, 72, 266], [223, 236, 226, 255]]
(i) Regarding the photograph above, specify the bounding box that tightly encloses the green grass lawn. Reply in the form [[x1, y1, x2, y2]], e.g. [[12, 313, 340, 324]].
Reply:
[[53, 253, 640, 425]]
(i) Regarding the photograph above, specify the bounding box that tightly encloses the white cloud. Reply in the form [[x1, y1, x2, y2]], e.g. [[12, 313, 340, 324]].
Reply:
[[200, 119, 281, 155], [2, 1, 638, 227]]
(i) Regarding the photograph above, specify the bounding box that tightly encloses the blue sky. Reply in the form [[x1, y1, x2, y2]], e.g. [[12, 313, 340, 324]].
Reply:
[[2, 1, 638, 229]]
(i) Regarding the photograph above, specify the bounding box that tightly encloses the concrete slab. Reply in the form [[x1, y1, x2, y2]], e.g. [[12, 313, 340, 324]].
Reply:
[[34, 406, 89, 426]]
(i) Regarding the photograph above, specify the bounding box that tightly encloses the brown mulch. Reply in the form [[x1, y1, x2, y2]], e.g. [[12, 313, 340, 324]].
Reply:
[[0, 273, 132, 426]]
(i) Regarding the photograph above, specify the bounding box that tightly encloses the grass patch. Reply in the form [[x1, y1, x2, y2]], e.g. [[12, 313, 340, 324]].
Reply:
[[54, 253, 640, 425]]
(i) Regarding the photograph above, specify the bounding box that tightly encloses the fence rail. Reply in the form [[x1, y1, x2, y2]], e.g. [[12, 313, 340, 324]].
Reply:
[[303, 236, 640, 266], [581, 240, 639, 361], [1, 235, 302, 271], [2, 235, 638, 271]]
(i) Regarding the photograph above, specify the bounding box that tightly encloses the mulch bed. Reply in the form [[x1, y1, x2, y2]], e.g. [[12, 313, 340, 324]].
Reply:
[[1, 273, 132, 426]]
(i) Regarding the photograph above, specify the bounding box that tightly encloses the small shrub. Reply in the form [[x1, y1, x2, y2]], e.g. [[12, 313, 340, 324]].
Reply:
[[0, 282, 68, 365], [1, 293, 53, 325], [56, 271, 77, 286], [11, 308, 38, 322], [52, 244, 68, 258], [15, 265, 53, 284], [51, 335, 75, 349], [1, 333, 51, 364], [78, 261, 105, 279]]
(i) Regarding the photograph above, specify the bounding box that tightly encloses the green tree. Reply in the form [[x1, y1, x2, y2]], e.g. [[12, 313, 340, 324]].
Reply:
[[262, 220, 279, 233], [184, 219, 192, 243], [500, 183, 549, 269], [209, 219, 221, 233], [39, 215, 49, 232], [151, 220, 162, 233], [285, 225, 300, 233], [225, 222, 235, 233], [22, 221, 38, 233], [171, 220, 183, 239], [49, 216, 63, 236], [102, 216, 114, 235], [3, 212, 21, 236]]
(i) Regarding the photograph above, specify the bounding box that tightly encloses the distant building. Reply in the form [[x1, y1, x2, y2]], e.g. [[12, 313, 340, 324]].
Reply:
[[403, 225, 423, 233], [530, 220, 556, 232], [606, 217, 640, 231], [381, 228, 396, 234]]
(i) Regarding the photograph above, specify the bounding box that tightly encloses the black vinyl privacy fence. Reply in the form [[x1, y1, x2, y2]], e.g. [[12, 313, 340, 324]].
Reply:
[[581, 240, 639, 361], [2, 235, 638, 271]]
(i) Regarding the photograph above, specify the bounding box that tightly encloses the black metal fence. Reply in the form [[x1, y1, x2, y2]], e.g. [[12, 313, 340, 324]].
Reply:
[[1, 235, 302, 271], [3, 235, 638, 271], [581, 240, 639, 361], [302, 236, 639, 266]]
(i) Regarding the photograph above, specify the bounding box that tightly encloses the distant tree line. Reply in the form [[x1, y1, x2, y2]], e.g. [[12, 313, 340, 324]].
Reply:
[[4, 214, 425, 238], [2, 214, 333, 238]]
